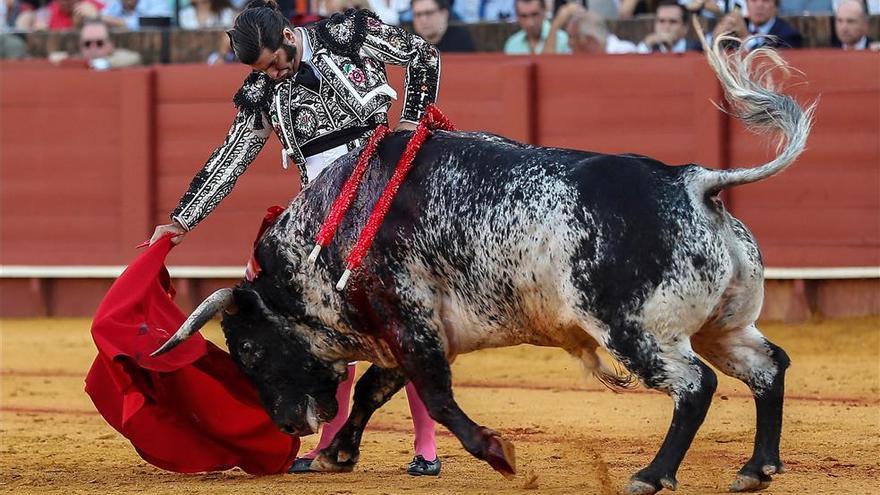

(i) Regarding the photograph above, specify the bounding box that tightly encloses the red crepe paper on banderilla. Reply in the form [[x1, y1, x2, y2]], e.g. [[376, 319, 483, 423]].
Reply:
[[84, 235, 299, 474]]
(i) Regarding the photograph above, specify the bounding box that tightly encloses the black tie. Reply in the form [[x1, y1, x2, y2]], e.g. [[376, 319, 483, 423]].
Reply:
[[295, 63, 320, 92]]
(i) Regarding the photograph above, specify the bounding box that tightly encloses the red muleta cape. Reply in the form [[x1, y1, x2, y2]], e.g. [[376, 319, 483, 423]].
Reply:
[[84, 235, 299, 474]]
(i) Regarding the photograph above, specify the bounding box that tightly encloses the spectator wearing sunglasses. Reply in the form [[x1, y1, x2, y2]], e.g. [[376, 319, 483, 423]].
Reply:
[[50, 19, 141, 68], [79, 19, 141, 68]]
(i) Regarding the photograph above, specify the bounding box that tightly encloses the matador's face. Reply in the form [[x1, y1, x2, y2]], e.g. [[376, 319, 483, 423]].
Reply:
[[251, 27, 299, 81]]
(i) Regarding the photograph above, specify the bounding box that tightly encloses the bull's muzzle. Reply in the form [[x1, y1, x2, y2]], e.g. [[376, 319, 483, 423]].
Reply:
[[277, 395, 321, 436]]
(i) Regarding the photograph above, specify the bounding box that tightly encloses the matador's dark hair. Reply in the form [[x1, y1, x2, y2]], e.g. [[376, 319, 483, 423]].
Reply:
[[227, 0, 291, 65]]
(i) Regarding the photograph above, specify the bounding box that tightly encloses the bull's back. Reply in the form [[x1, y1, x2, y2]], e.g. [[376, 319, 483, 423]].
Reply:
[[370, 132, 710, 341]]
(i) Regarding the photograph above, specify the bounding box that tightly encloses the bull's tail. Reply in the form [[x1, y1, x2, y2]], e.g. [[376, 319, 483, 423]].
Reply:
[[577, 348, 638, 392], [693, 31, 817, 197]]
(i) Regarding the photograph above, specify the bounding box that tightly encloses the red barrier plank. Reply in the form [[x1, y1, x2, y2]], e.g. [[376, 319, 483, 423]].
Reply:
[[1, 68, 152, 265], [387, 55, 534, 141], [726, 51, 880, 267], [534, 53, 706, 164]]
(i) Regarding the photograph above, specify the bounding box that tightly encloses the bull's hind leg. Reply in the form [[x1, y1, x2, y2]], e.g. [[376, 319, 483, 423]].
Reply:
[[311, 365, 407, 472], [692, 324, 790, 492], [607, 329, 718, 495]]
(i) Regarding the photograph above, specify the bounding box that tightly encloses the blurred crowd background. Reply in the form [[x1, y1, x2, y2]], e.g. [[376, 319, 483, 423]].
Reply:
[[0, 0, 878, 66]]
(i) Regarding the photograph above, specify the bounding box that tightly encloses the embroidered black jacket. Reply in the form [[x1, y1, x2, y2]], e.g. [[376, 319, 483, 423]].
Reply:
[[172, 9, 440, 231]]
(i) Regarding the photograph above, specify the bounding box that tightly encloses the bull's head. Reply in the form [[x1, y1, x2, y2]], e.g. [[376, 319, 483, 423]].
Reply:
[[152, 287, 347, 437]]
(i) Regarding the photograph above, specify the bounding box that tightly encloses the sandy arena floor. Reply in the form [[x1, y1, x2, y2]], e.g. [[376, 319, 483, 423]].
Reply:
[[1, 316, 878, 495]]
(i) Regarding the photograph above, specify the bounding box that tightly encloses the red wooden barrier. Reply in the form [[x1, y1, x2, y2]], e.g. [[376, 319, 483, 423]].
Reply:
[[0, 68, 153, 266], [1, 52, 878, 317], [726, 50, 880, 267], [385, 54, 535, 142], [532, 53, 726, 167]]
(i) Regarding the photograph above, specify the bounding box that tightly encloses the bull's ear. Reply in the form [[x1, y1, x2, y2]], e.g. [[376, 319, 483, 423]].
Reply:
[[232, 288, 269, 315]]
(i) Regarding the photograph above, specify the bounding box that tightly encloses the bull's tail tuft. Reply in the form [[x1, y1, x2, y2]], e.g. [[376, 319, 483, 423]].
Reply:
[[577, 348, 638, 393], [594, 361, 638, 392], [693, 29, 817, 196]]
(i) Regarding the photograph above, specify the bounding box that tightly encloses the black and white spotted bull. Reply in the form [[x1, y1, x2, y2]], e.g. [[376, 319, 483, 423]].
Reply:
[[155, 38, 814, 494]]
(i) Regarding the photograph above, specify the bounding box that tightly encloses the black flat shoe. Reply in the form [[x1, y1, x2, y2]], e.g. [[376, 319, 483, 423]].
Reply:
[[288, 457, 314, 473], [407, 455, 441, 476]]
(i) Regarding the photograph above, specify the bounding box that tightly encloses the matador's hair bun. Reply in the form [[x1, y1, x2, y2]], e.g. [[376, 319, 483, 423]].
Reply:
[[244, 0, 281, 11], [230, 0, 290, 64]]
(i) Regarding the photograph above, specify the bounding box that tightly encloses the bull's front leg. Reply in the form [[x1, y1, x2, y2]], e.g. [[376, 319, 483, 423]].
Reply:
[[398, 326, 517, 478], [311, 365, 407, 472]]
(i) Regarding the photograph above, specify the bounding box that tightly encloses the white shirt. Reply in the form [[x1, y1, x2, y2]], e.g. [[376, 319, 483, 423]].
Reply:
[[606, 34, 638, 54], [841, 35, 870, 50], [637, 37, 688, 53], [295, 27, 349, 181], [745, 17, 775, 50]]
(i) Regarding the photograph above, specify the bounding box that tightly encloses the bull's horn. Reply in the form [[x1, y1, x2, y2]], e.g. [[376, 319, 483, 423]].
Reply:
[[150, 288, 234, 357]]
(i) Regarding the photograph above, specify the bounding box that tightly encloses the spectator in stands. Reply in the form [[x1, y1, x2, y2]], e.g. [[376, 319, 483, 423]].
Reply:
[[100, 0, 137, 28], [207, 32, 237, 63], [779, 0, 832, 15], [711, 0, 803, 49], [620, 0, 721, 18], [833, 0, 878, 49], [637, 0, 701, 53], [679, 0, 728, 18], [453, 0, 515, 22], [412, 0, 475, 51], [49, 19, 141, 67], [366, 0, 411, 24], [35, 0, 104, 31], [2, 0, 36, 30], [544, 3, 637, 54], [178, 0, 236, 29], [101, 0, 172, 30], [550, 0, 618, 19], [0, 32, 27, 57], [504, 0, 568, 54]]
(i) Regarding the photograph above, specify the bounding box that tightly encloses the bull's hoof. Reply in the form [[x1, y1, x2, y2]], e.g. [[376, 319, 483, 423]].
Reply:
[[624, 479, 659, 495], [310, 451, 357, 473], [730, 458, 784, 492], [729, 474, 770, 492], [484, 431, 516, 478], [624, 471, 677, 494], [762, 462, 786, 475]]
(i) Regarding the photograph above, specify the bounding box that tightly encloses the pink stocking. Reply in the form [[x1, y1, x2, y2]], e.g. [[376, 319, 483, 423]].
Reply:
[[303, 363, 356, 459], [405, 381, 437, 461]]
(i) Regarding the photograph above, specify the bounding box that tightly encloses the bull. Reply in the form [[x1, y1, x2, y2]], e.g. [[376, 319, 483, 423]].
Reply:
[[154, 37, 814, 494]]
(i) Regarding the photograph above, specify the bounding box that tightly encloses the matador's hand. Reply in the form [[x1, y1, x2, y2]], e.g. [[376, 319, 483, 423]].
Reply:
[[150, 222, 187, 246]]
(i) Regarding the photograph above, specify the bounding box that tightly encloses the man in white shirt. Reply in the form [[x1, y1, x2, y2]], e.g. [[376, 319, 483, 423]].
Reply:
[[544, 4, 636, 54]]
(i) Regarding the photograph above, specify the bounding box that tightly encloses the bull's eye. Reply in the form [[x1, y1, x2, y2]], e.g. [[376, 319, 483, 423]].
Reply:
[[238, 340, 265, 368]]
